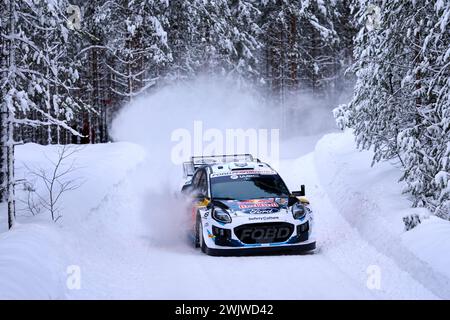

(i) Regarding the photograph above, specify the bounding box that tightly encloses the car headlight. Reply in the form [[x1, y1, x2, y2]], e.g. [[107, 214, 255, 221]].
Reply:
[[292, 203, 307, 220], [212, 207, 232, 224]]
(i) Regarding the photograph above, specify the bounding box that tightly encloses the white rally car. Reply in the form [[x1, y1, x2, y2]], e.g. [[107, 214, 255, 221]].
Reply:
[[181, 154, 316, 256]]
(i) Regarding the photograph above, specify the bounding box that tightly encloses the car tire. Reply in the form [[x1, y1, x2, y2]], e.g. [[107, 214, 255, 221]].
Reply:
[[194, 215, 200, 248], [198, 218, 207, 253]]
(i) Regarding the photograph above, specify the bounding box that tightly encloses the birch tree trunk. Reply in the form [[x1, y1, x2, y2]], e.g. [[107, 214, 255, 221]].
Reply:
[[0, 3, 8, 204], [6, 0, 16, 229], [0, 89, 6, 205], [6, 110, 15, 229]]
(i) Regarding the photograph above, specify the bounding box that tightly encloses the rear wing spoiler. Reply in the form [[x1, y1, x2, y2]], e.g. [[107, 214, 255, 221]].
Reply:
[[183, 154, 256, 178]]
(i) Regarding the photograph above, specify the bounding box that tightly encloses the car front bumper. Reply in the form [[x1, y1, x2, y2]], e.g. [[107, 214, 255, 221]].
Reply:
[[203, 240, 316, 256]]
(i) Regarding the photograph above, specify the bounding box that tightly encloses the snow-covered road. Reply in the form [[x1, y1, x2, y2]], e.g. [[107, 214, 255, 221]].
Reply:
[[1, 132, 445, 299], [60, 147, 436, 299], [2, 83, 448, 299]]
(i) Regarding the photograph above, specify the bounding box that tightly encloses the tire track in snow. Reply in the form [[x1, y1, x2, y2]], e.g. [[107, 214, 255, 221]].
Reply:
[[65, 149, 436, 299], [313, 134, 450, 298], [279, 154, 437, 299]]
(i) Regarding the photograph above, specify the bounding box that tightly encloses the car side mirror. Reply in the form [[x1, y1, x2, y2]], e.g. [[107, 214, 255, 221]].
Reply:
[[291, 185, 305, 197], [288, 195, 298, 206]]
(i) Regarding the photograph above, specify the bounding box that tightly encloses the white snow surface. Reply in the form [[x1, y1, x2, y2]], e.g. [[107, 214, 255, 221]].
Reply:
[[0, 142, 146, 299], [1, 132, 448, 299], [1, 83, 449, 299], [315, 130, 450, 297], [0, 222, 66, 299]]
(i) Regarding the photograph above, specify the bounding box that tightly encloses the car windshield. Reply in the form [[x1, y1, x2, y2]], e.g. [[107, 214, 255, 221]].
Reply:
[[210, 172, 290, 200]]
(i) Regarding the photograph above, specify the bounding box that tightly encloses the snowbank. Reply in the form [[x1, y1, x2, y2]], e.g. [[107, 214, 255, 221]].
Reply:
[[402, 216, 450, 281], [0, 141, 147, 299], [0, 222, 66, 299], [14, 142, 147, 225], [314, 130, 450, 298], [1, 129, 448, 299]]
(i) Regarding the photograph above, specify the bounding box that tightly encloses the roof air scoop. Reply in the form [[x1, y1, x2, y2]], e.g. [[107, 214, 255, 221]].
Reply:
[[229, 162, 255, 170], [234, 162, 248, 167]]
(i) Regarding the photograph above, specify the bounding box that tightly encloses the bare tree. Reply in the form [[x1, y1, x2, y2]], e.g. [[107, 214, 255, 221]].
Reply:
[[17, 181, 41, 217], [23, 145, 84, 222]]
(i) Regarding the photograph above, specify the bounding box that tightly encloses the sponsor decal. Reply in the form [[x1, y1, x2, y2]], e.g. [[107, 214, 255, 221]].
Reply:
[[207, 229, 216, 239], [210, 170, 276, 178], [237, 174, 259, 179], [230, 174, 239, 179], [210, 172, 233, 178], [239, 203, 278, 208], [238, 199, 279, 209], [248, 216, 280, 221], [248, 208, 278, 214]]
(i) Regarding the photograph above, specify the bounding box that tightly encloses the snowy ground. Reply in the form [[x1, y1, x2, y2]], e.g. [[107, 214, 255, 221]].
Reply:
[[1, 84, 449, 299], [1, 130, 449, 299], [315, 131, 450, 297]]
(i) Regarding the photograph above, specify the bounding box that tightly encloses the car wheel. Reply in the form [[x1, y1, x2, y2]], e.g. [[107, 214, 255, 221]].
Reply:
[[194, 215, 200, 248], [198, 218, 207, 253]]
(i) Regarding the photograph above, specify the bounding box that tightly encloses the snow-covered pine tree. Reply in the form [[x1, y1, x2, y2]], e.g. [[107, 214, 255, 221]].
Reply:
[[225, 0, 262, 84], [165, 0, 261, 86], [296, 0, 340, 96], [335, 0, 450, 219], [165, 0, 198, 81], [331, 0, 358, 95], [334, 0, 405, 163], [71, 0, 112, 144], [259, 0, 342, 130], [95, 0, 171, 106], [28, 0, 84, 145], [0, 0, 85, 228], [259, 0, 294, 104], [398, 0, 450, 218], [260, 0, 341, 95]]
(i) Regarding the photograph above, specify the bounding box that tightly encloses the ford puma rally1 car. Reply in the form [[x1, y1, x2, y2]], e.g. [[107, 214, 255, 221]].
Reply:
[[181, 154, 316, 256]]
